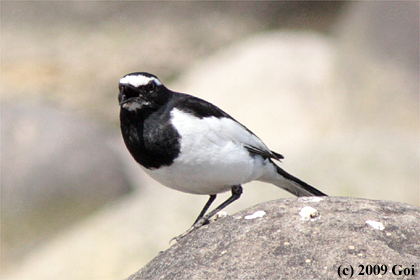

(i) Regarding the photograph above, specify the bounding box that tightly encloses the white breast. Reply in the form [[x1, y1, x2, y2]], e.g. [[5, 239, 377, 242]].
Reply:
[[143, 109, 271, 195]]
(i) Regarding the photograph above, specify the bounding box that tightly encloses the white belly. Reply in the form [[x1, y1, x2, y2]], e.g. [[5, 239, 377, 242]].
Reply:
[[143, 142, 268, 194]]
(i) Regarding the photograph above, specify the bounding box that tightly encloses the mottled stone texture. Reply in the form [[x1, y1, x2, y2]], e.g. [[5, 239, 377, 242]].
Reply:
[[127, 197, 419, 280]]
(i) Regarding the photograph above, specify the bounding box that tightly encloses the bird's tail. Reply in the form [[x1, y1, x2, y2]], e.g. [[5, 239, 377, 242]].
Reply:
[[262, 162, 327, 197]]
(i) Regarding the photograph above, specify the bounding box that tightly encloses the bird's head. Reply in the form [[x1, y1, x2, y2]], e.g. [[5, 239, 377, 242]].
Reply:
[[118, 72, 168, 112]]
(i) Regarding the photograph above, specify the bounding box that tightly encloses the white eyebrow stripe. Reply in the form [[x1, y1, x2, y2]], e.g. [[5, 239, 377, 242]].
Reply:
[[119, 75, 162, 87]]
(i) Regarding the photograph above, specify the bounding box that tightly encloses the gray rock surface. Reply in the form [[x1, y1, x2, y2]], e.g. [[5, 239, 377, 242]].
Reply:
[[128, 197, 420, 280]]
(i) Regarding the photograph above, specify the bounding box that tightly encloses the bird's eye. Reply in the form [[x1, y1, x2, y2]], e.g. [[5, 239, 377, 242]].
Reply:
[[146, 82, 156, 93]]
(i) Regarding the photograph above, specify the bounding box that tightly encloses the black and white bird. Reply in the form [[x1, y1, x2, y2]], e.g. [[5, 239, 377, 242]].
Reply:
[[118, 72, 327, 235]]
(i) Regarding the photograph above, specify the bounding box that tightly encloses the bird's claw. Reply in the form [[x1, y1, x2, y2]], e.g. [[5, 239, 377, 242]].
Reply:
[[169, 217, 208, 244]]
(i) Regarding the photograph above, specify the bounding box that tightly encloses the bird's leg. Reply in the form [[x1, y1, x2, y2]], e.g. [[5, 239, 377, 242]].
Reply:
[[193, 194, 217, 225], [194, 185, 242, 227], [172, 185, 243, 242]]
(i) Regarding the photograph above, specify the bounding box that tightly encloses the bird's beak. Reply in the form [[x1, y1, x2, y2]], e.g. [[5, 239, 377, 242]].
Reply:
[[119, 97, 136, 106], [118, 86, 137, 106], [118, 86, 128, 106], [119, 86, 150, 109], [119, 95, 149, 106]]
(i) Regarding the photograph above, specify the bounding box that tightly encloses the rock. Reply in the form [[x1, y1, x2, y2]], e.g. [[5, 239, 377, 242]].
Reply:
[[331, 1, 420, 204], [1, 100, 132, 267], [127, 197, 420, 280], [335, 1, 419, 130], [2, 2, 344, 122]]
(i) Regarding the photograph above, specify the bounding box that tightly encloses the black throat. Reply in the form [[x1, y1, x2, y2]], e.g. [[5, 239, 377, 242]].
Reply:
[[119, 104, 181, 169]]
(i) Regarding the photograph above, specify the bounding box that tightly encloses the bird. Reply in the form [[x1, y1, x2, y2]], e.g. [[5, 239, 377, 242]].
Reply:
[[118, 72, 327, 237]]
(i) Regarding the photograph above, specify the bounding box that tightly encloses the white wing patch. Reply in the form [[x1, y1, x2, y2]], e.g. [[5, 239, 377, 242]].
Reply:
[[202, 112, 273, 156], [170, 108, 274, 160], [119, 74, 162, 87]]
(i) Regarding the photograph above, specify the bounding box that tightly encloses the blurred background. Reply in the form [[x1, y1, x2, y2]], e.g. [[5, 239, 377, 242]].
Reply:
[[2, 1, 418, 279]]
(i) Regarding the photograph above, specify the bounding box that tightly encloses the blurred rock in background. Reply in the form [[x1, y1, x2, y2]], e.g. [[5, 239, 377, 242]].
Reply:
[[331, 1, 419, 200], [1, 100, 132, 268], [2, 1, 343, 122], [1, 1, 418, 279], [336, 1, 418, 129]]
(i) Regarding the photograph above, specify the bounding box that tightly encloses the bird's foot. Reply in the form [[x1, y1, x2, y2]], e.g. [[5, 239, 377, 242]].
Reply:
[[169, 217, 209, 244], [169, 211, 229, 244]]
